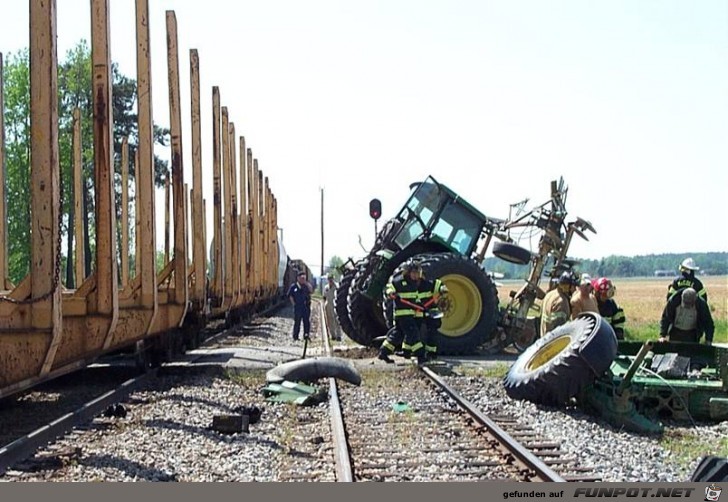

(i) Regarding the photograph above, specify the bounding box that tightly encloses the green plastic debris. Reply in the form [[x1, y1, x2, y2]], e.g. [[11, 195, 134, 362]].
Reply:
[[261, 380, 327, 406], [392, 401, 410, 413]]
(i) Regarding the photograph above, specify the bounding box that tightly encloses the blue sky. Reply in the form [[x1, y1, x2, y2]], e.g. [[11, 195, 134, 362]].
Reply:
[[1, 0, 727, 272]]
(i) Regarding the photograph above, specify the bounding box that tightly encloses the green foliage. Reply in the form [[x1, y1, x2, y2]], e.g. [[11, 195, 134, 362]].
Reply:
[[660, 429, 728, 464], [485, 252, 728, 280], [2, 40, 170, 285], [327, 255, 344, 279], [3, 49, 31, 283]]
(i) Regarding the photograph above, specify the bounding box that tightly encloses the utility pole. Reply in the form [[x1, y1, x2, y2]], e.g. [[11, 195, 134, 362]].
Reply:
[[320, 187, 324, 294]]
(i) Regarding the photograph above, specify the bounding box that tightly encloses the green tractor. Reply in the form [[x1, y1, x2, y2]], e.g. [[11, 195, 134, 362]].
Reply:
[[334, 176, 596, 355]]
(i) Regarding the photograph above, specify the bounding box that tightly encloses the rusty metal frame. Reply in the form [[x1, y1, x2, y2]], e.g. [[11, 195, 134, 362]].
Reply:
[[72, 108, 85, 288], [189, 49, 206, 311], [0, 52, 7, 291], [120, 138, 130, 288], [0, 1, 283, 400], [238, 136, 247, 305]]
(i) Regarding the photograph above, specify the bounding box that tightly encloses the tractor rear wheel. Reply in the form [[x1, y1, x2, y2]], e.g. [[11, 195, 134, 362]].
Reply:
[[503, 312, 618, 406], [416, 252, 499, 355], [334, 265, 359, 339]]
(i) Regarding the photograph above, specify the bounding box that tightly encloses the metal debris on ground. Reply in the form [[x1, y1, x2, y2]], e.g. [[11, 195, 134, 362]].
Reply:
[[261, 380, 327, 406]]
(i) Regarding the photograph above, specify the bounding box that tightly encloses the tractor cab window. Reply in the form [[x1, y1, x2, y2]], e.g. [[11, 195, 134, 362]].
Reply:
[[394, 179, 445, 249], [431, 202, 483, 256]]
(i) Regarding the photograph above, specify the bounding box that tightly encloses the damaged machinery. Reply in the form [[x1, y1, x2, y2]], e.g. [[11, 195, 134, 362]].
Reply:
[[335, 176, 595, 354], [504, 313, 728, 433]]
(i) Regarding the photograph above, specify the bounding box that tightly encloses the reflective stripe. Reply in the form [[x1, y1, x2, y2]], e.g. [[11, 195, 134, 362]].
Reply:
[[394, 309, 418, 317], [409, 342, 424, 352], [425, 345, 437, 353], [544, 311, 568, 323], [382, 340, 396, 353], [399, 292, 419, 299], [402, 342, 414, 351]]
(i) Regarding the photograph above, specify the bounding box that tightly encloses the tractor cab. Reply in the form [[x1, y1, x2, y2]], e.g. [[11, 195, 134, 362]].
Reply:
[[391, 176, 487, 257]]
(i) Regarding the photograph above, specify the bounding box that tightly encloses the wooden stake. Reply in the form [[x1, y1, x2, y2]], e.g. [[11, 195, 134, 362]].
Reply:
[[165, 11, 188, 307], [121, 137, 129, 287]]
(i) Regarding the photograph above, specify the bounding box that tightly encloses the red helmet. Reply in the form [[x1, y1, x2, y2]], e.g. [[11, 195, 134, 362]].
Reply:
[[594, 277, 615, 298]]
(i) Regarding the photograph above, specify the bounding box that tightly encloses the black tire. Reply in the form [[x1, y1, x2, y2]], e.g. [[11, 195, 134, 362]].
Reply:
[[347, 258, 388, 346], [690, 456, 728, 482], [347, 244, 436, 347], [503, 312, 618, 406], [493, 241, 532, 265], [415, 252, 499, 355], [334, 265, 359, 339]]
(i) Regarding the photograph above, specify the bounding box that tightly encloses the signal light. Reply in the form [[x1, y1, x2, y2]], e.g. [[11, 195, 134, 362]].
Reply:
[[369, 198, 382, 220]]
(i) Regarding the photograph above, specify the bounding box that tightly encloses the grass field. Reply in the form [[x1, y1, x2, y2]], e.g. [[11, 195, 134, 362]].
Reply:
[[496, 276, 727, 344]]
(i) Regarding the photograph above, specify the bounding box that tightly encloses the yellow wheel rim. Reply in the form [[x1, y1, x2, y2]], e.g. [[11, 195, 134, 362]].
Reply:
[[439, 273, 482, 337], [526, 336, 570, 371]]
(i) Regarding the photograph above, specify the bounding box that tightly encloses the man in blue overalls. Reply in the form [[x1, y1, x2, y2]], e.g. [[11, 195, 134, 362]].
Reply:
[[288, 271, 313, 341]]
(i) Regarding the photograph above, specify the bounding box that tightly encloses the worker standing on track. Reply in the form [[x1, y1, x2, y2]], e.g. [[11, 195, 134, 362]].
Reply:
[[378, 259, 430, 365], [417, 273, 448, 361], [288, 271, 313, 341]]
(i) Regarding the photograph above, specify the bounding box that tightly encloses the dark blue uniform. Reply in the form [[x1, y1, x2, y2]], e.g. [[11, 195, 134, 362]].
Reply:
[[288, 281, 312, 340]]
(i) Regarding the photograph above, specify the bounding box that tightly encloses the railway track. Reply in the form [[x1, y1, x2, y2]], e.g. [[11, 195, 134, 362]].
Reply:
[[323, 309, 599, 482], [0, 368, 158, 475], [1, 302, 602, 481], [0, 306, 266, 476]]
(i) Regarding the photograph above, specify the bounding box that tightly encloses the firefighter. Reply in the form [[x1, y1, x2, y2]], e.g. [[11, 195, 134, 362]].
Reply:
[[659, 287, 714, 345], [667, 258, 708, 304], [593, 277, 626, 340], [417, 273, 448, 361], [378, 259, 430, 365], [540, 271, 578, 338]]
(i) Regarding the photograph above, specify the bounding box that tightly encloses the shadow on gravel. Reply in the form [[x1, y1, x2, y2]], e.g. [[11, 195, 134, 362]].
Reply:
[[78, 453, 178, 481], [143, 418, 283, 450]]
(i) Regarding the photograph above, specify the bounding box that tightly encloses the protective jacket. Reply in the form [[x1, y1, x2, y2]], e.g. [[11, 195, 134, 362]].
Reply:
[[660, 293, 714, 343], [667, 273, 708, 304], [385, 273, 425, 318], [540, 288, 570, 338], [597, 298, 626, 340]]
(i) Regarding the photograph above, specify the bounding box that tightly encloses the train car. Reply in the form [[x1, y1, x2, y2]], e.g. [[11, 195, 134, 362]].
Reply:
[[0, 2, 286, 399]]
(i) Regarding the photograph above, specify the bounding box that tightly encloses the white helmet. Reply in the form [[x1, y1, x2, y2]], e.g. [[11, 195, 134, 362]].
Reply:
[[680, 257, 699, 271]]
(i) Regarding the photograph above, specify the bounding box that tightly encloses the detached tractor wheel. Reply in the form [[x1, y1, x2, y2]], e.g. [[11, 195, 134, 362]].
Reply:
[[334, 265, 359, 339], [417, 252, 499, 355], [503, 312, 618, 406], [493, 241, 531, 266]]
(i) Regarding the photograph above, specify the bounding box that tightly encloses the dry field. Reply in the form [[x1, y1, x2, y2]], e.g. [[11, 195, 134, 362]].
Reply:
[[496, 275, 727, 343]]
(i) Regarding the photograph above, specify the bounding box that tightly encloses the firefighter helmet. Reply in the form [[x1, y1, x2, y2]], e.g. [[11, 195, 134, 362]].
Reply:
[[680, 257, 699, 272], [558, 270, 578, 286], [594, 277, 615, 299]]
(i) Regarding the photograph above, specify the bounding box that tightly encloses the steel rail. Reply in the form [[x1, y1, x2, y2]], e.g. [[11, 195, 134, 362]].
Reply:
[[421, 366, 566, 482], [0, 368, 158, 476], [318, 298, 353, 482]]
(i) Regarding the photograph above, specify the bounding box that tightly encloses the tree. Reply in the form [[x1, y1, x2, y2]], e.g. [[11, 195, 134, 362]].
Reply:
[[327, 255, 344, 280], [2, 49, 31, 284], [2, 40, 170, 286]]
